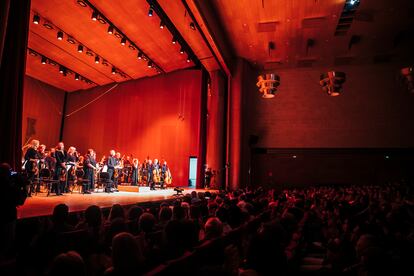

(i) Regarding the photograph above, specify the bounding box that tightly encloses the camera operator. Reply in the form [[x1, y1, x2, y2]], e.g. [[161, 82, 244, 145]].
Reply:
[[0, 163, 29, 260]]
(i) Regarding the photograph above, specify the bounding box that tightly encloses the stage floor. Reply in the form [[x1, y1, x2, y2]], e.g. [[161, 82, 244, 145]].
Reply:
[[17, 187, 213, 219]]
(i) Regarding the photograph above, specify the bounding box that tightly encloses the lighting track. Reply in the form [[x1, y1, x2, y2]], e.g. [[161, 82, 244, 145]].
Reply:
[[78, 0, 165, 73]]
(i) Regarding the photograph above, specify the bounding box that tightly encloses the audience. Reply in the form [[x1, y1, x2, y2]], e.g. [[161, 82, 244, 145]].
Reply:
[[3, 181, 413, 276]]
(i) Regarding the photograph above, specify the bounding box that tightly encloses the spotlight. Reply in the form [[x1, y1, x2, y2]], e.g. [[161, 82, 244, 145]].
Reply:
[[186, 56, 191, 63], [180, 47, 185, 54], [91, 11, 98, 21], [95, 56, 100, 64], [319, 71, 346, 96], [137, 52, 143, 59], [85, 51, 94, 56], [67, 37, 75, 44], [43, 22, 53, 29], [33, 14, 40, 24], [256, 74, 281, 99], [59, 66, 64, 74], [63, 70, 67, 77], [111, 67, 116, 74], [57, 31, 63, 40], [108, 26, 114, 34], [128, 45, 136, 50], [172, 37, 177, 44], [77, 0, 87, 7], [41, 56, 47, 64], [190, 22, 196, 30], [160, 21, 165, 29], [78, 45, 84, 53], [148, 6, 154, 16], [75, 74, 80, 80], [121, 37, 126, 46], [349, 0, 359, 5], [147, 61, 153, 68]]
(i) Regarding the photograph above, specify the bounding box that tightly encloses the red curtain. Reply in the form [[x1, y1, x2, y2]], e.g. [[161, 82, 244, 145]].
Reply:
[[63, 69, 202, 187], [0, 0, 31, 170]]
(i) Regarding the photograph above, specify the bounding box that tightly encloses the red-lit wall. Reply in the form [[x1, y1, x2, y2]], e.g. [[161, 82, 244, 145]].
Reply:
[[63, 69, 202, 186], [22, 75, 65, 149]]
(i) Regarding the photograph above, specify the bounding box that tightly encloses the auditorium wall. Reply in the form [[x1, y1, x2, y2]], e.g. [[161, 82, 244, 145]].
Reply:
[[22, 75, 65, 149], [244, 63, 414, 187], [63, 69, 203, 187]]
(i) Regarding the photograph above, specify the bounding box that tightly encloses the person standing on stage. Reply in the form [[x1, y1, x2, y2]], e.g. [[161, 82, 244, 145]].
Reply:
[[114, 152, 122, 191], [131, 158, 139, 186], [107, 150, 117, 192], [83, 149, 98, 194], [65, 146, 77, 193], [160, 160, 169, 189], [24, 139, 40, 196], [45, 148, 56, 172], [204, 167, 213, 189], [152, 159, 160, 190], [147, 159, 154, 190], [53, 142, 66, 195]]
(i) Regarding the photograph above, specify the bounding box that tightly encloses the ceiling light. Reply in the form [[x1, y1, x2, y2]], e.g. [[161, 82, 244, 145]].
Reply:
[[114, 33, 121, 38], [41, 56, 47, 64], [95, 56, 100, 64], [59, 66, 64, 74], [98, 18, 106, 24], [111, 67, 116, 74], [57, 31, 63, 40], [186, 56, 191, 63], [128, 45, 136, 50], [86, 50, 94, 56], [77, 0, 87, 7], [108, 26, 114, 34], [180, 47, 185, 54], [67, 37, 75, 44], [43, 22, 53, 29], [147, 61, 153, 68], [102, 60, 109, 66], [190, 22, 196, 30], [138, 52, 143, 59], [160, 21, 165, 29], [91, 11, 98, 21], [148, 6, 154, 17], [33, 14, 40, 24], [75, 74, 80, 80], [320, 71, 346, 96], [121, 37, 126, 45], [256, 74, 281, 99], [78, 45, 83, 53], [172, 37, 177, 44]]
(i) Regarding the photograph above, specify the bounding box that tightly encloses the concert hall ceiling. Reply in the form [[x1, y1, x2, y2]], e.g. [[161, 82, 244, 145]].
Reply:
[[27, 0, 218, 92], [210, 0, 414, 70]]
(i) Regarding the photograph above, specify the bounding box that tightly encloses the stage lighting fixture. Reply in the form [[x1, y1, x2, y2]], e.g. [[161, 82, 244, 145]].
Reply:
[[190, 22, 196, 30], [33, 14, 40, 24], [160, 21, 165, 29], [77, 0, 87, 7], [78, 45, 84, 53], [147, 61, 153, 68], [59, 66, 64, 74], [95, 56, 100, 64], [85, 51, 94, 56], [57, 31, 63, 40], [172, 37, 177, 44], [111, 67, 116, 74], [91, 11, 98, 21], [148, 6, 154, 16], [401, 66, 414, 93], [41, 56, 47, 64], [320, 71, 346, 96], [128, 45, 136, 50], [67, 37, 75, 44], [349, 0, 358, 5], [121, 37, 126, 45], [138, 52, 143, 59], [180, 47, 185, 54], [186, 56, 191, 63], [43, 22, 53, 30], [75, 74, 80, 80], [256, 73, 281, 98], [107, 26, 114, 34]]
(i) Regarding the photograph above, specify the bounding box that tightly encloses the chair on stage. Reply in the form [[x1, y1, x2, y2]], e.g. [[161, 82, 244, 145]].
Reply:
[[97, 172, 113, 193], [71, 169, 90, 194], [36, 168, 59, 196]]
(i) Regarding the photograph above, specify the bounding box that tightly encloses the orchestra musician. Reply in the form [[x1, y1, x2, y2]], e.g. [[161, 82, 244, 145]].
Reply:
[[24, 139, 40, 196], [161, 160, 171, 189], [83, 149, 98, 194], [45, 148, 56, 171], [65, 146, 78, 192], [152, 159, 161, 190], [114, 152, 122, 191], [107, 150, 117, 192], [131, 158, 139, 186], [147, 159, 154, 190], [53, 142, 67, 196], [37, 144, 47, 171]]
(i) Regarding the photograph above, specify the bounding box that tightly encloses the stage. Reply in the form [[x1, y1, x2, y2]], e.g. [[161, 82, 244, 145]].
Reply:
[[17, 187, 215, 219]]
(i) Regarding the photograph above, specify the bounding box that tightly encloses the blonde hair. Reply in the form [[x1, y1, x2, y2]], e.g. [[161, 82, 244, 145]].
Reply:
[[31, 139, 40, 148]]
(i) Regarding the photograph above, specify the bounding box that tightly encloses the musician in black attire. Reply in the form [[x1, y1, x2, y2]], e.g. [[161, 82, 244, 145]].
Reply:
[[65, 146, 78, 193], [45, 148, 56, 171], [107, 150, 117, 192], [160, 161, 169, 189], [83, 149, 97, 194], [53, 142, 66, 195], [131, 158, 139, 186], [24, 139, 40, 196], [147, 159, 154, 190]]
